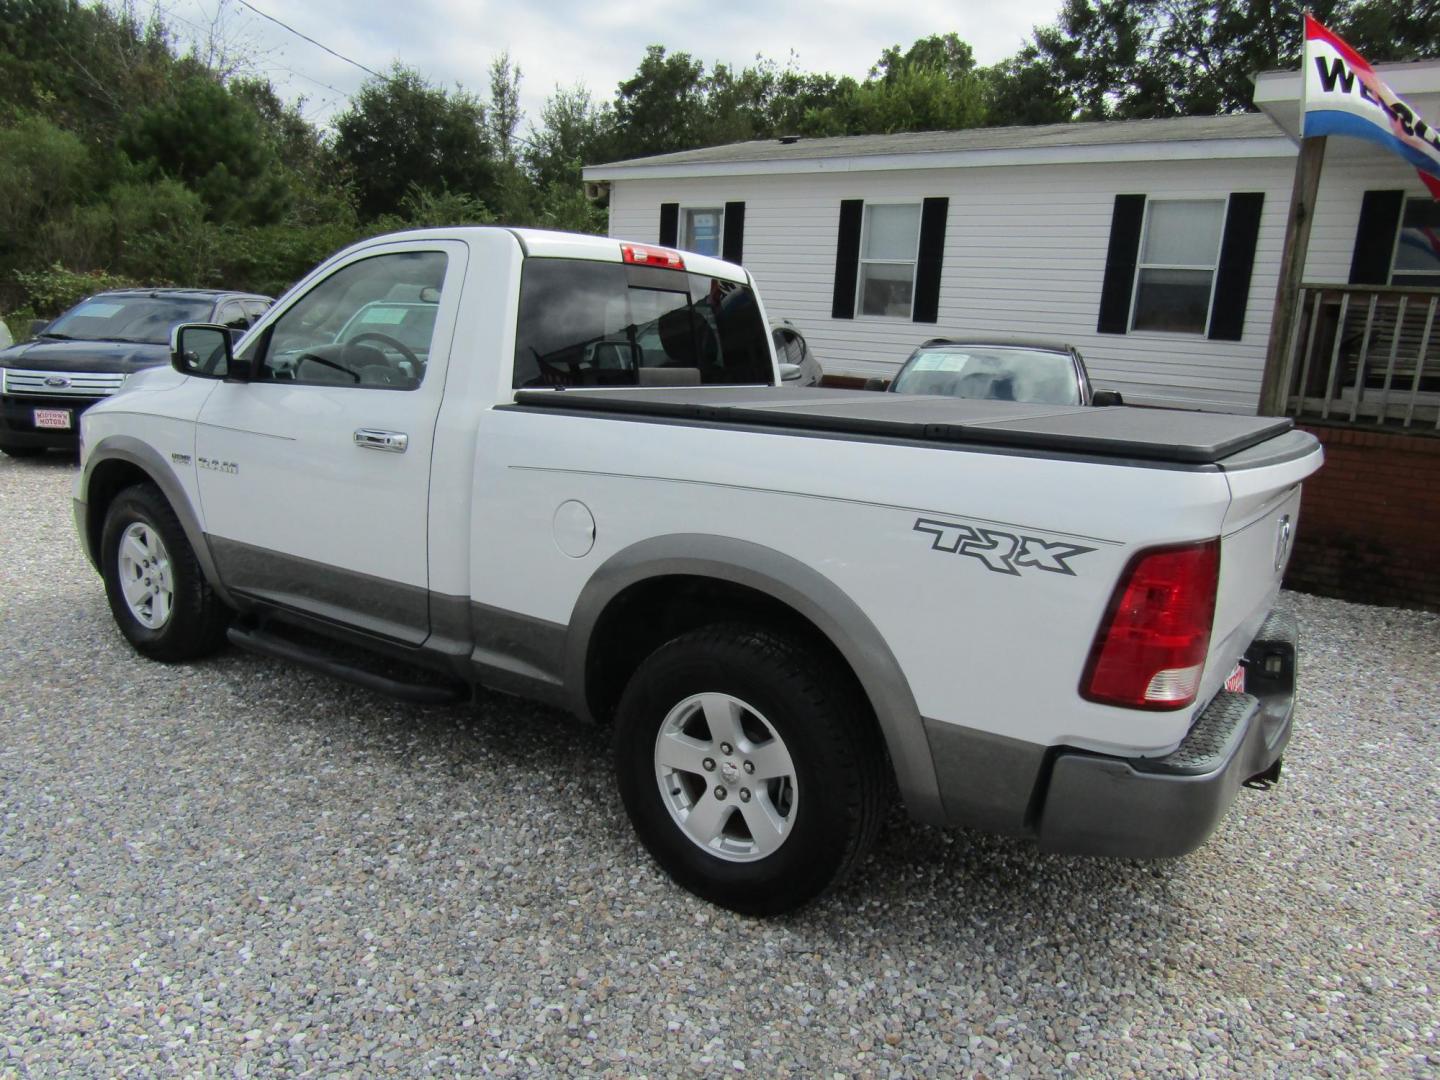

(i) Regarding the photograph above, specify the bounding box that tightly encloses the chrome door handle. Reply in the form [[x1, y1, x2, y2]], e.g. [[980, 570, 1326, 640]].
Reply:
[[353, 429, 408, 453]]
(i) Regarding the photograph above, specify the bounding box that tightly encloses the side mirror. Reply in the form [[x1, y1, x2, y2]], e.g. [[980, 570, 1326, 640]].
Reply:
[[171, 323, 237, 380], [1092, 389, 1125, 407], [779, 362, 803, 382], [864, 377, 888, 392], [28, 319, 49, 341]]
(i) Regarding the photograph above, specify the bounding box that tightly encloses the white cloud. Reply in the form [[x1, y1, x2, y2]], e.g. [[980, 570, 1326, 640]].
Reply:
[[163, 0, 1063, 130]]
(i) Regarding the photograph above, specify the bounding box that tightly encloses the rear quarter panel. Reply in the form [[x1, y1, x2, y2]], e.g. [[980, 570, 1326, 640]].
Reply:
[[471, 406, 1242, 757]]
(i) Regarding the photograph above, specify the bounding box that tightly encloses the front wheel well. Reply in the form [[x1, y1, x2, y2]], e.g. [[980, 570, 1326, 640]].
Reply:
[[85, 459, 155, 561], [584, 575, 872, 730]]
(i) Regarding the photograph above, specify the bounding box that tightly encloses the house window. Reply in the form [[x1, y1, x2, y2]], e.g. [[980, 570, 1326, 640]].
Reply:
[[682, 208, 724, 257], [1391, 197, 1440, 286], [1130, 199, 1226, 334], [858, 203, 921, 318]]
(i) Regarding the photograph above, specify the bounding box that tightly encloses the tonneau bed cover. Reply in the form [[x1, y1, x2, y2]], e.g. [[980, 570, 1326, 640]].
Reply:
[[512, 387, 1296, 466]]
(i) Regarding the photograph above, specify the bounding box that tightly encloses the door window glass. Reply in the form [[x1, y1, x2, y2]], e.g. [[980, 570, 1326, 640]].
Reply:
[[248, 252, 448, 389]]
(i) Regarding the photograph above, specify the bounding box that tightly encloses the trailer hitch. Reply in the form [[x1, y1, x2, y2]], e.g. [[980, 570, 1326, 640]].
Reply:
[[1243, 758, 1283, 791]]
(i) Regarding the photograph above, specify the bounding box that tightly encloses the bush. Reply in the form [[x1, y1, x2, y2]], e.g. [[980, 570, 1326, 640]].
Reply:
[[4, 308, 39, 343], [12, 263, 140, 318]]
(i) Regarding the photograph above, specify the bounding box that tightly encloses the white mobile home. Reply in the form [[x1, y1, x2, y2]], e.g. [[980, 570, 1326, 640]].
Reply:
[[583, 61, 1440, 414]]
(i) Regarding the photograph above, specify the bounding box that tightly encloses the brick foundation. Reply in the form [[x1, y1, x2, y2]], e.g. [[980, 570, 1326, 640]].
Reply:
[[1287, 424, 1440, 612]]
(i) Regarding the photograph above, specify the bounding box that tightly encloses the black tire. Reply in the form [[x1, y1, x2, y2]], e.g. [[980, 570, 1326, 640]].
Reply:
[[100, 483, 230, 662], [613, 623, 884, 915], [1, 445, 46, 459]]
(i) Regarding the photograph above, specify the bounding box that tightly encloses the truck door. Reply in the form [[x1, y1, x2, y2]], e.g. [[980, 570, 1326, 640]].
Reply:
[[194, 240, 467, 645]]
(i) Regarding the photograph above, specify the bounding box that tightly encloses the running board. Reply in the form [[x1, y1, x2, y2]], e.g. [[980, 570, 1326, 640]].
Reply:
[[227, 625, 468, 705]]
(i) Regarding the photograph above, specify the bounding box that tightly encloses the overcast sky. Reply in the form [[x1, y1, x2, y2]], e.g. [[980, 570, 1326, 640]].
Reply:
[[157, 0, 1065, 132]]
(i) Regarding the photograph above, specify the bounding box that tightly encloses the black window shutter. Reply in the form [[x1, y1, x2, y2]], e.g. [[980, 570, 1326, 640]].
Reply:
[[912, 197, 948, 324], [659, 203, 679, 247], [1208, 192, 1265, 342], [1348, 190, 1404, 284], [831, 199, 864, 319], [722, 201, 745, 264], [1097, 194, 1146, 334]]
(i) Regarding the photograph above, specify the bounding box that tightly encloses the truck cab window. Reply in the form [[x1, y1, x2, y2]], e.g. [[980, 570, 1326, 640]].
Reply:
[[246, 251, 448, 389], [513, 259, 771, 388]]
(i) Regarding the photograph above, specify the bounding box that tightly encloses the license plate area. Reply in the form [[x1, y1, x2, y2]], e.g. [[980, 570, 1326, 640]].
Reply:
[[33, 408, 71, 430], [1224, 663, 1246, 694]]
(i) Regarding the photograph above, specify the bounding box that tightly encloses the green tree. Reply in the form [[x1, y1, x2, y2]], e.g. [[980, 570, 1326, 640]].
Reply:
[[68, 178, 212, 283], [1343, 0, 1440, 59], [488, 52, 523, 165], [0, 0, 178, 140], [802, 36, 989, 136], [120, 76, 290, 225], [1019, 0, 1432, 122], [982, 46, 1078, 126], [0, 115, 89, 253], [872, 33, 976, 82], [333, 65, 497, 220], [699, 59, 850, 143], [525, 85, 608, 189], [609, 46, 709, 158]]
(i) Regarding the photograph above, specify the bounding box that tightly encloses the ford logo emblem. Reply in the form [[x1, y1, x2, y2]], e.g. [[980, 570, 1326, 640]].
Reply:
[[44, 375, 70, 388]]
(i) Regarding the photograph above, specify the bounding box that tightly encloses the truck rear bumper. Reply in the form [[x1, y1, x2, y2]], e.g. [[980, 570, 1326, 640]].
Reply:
[[1035, 610, 1298, 857], [923, 610, 1299, 857]]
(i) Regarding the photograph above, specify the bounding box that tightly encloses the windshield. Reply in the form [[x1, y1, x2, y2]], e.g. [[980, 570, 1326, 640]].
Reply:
[[45, 295, 216, 345], [513, 259, 772, 388], [890, 346, 1081, 405]]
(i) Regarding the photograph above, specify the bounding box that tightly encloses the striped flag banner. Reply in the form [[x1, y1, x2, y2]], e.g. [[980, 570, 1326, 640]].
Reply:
[[1302, 11, 1440, 198]]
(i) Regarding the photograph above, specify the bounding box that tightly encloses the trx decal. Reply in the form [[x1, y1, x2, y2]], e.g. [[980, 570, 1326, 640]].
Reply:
[[913, 517, 1095, 578]]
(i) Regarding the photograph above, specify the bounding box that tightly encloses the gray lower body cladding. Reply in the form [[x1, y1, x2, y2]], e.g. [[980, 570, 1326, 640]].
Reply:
[[205, 537, 569, 705], [926, 610, 1299, 857]]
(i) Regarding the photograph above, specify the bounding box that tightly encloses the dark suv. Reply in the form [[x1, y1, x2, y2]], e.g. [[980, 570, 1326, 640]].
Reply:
[[0, 288, 272, 457]]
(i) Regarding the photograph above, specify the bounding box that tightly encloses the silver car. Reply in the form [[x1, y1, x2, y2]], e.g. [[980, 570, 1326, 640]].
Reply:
[[877, 337, 1123, 406], [772, 320, 822, 386]]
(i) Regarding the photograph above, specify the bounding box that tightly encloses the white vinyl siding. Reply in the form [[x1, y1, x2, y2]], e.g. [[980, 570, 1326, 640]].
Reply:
[[606, 146, 1426, 413]]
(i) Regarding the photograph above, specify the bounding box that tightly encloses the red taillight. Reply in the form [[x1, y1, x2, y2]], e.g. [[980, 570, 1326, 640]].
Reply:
[[1081, 539, 1220, 711], [620, 242, 685, 270]]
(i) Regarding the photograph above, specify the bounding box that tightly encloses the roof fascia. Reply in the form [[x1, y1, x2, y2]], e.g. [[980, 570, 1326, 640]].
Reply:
[[584, 136, 1298, 181]]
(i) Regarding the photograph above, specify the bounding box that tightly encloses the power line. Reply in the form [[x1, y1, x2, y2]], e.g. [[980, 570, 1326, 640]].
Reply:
[[260, 62, 352, 101], [230, 0, 384, 80]]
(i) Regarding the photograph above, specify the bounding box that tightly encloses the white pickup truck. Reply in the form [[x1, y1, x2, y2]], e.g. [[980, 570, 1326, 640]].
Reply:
[[74, 227, 1322, 914]]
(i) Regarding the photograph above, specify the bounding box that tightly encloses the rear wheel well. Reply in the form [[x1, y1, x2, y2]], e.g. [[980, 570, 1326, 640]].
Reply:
[[585, 575, 873, 730]]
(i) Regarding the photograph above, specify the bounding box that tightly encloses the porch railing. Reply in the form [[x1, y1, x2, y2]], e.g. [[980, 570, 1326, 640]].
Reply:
[[1278, 283, 1440, 429]]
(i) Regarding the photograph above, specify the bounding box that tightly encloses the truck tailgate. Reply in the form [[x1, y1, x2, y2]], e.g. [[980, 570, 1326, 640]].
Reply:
[[1203, 430, 1325, 711]]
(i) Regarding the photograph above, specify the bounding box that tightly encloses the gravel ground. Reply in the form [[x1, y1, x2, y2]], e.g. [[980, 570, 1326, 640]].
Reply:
[[1, 453, 1437, 1078]]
